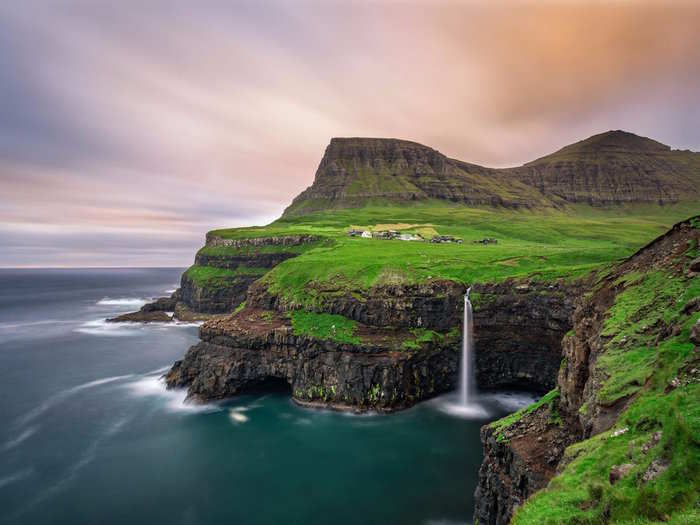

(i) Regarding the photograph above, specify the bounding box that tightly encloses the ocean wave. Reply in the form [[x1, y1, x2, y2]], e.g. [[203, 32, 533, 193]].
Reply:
[[15, 374, 134, 428], [76, 317, 201, 337], [0, 469, 33, 489], [95, 297, 149, 308], [2, 426, 38, 451], [75, 319, 142, 337], [143, 365, 172, 376], [0, 319, 73, 330], [124, 375, 219, 414]]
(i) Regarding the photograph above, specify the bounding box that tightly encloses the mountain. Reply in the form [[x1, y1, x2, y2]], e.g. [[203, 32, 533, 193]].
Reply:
[[283, 131, 700, 216]]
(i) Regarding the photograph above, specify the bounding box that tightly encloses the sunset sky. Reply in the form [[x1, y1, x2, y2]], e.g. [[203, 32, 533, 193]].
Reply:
[[1, 1, 699, 267]]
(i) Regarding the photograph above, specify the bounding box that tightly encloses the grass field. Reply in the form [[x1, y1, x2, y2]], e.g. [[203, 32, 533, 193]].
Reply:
[[198, 202, 699, 308]]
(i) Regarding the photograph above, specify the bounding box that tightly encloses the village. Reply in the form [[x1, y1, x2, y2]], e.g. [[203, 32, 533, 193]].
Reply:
[[347, 229, 499, 244]]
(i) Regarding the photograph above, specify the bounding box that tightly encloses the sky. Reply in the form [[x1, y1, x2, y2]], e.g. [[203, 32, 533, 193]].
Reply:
[[1, 1, 699, 268]]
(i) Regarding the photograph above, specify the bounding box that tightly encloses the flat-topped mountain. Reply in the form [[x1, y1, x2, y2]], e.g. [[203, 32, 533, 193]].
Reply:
[[283, 131, 700, 216]]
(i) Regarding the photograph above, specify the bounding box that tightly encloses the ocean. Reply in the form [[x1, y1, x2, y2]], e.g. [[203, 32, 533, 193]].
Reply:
[[0, 268, 534, 525]]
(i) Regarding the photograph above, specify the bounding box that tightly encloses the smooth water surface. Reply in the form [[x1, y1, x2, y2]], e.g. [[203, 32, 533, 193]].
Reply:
[[0, 269, 534, 525]]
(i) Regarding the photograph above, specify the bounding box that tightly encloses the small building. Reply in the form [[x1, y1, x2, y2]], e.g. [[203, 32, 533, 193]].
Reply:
[[398, 233, 423, 241], [430, 235, 463, 244], [361, 231, 372, 238]]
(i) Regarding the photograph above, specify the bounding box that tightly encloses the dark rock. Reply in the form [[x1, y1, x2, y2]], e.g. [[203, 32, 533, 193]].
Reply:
[[172, 302, 221, 322], [107, 295, 176, 323], [609, 463, 634, 485], [641, 458, 670, 483], [178, 272, 255, 314], [107, 310, 172, 323], [691, 318, 700, 345], [247, 278, 467, 331], [204, 233, 320, 249], [474, 397, 579, 525], [140, 296, 177, 312], [641, 431, 662, 455], [166, 308, 457, 410], [682, 296, 700, 314], [689, 257, 700, 272], [472, 280, 580, 392]]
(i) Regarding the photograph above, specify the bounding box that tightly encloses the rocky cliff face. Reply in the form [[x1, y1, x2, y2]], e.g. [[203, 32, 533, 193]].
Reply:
[[166, 273, 579, 410], [247, 278, 467, 331], [282, 138, 551, 216], [508, 131, 700, 205], [473, 217, 700, 525], [166, 308, 459, 411], [178, 272, 254, 314], [283, 132, 700, 216], [472, 280, 581, 392]]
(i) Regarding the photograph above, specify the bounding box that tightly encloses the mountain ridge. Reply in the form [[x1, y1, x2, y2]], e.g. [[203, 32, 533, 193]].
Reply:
[[283, 131, 700, 217]]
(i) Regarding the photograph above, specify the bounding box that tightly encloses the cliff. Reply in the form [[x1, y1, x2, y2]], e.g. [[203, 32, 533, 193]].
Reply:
[[166, 307, 460, 410], [474, 216, 700, 524], [283, 131, 700, 216]]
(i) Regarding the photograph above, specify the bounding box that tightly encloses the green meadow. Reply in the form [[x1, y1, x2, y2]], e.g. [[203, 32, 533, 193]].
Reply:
[[198, 202, 698, 308]]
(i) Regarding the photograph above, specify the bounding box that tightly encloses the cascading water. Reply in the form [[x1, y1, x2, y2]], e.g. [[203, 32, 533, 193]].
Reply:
[[459, 287, 473, 406], [436, 285, 489, 418], [436, 286, 536, 418]]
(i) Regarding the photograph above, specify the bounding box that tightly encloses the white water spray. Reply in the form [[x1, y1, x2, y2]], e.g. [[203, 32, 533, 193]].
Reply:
[[459, 287, 473, 406]]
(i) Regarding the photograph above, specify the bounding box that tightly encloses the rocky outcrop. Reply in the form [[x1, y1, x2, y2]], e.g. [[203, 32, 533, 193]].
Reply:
[[166, 308, 458, 410], [471, 280, 581, 391], [509, 130, 699, 205], [282, 138, 550, 216], [178, 272, 254, 314], [283, 132, 700, 216], [107, 310, 173, 323], [204, 233, 320, 248], [474, 395, 580, 525], [473, 216, 700, 525], [248, 277, 578, 393], [106, 296, 177, 323], [247, 278, 467, 331]]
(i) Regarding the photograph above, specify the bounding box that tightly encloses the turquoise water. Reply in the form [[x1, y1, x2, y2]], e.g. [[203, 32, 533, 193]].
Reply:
[[0, 269, 534, 525]]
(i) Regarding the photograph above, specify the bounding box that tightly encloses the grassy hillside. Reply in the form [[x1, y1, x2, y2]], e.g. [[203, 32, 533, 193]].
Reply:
[[201, 202, 699, 309], [511, 231, 700, 525]]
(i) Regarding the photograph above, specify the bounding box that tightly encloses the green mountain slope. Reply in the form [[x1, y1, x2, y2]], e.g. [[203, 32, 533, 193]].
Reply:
[[283, 131, 700, 217]]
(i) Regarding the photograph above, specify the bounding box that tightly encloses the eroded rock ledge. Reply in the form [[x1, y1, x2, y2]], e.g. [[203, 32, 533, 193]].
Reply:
[[165, 276, 581, 412], [166, 308, 458, 411]]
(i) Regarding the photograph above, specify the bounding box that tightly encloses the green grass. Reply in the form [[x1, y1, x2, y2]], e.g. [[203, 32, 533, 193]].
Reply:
[[290, 310, 361, 344], [489, 389, 560, 442], [183, 265, 267, 287], [512, 264, 700, 524], [248, 203, 697, 309], [513, 383, 700, 525], [197, 240, 328, 258], [401, 329, 444, 351], [594, 270, 700, 405]]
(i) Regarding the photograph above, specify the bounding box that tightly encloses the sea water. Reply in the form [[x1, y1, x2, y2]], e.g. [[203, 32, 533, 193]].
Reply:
[[0, 269, 535, 525]]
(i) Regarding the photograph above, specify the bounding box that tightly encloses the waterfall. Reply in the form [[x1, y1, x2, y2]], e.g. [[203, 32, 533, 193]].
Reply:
[[459, 287, 473, 406]]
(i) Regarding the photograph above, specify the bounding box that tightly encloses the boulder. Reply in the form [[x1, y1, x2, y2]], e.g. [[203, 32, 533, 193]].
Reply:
[[690, 318, 700, 345], [609, 463, 635, 485], [689, 257, 700, 273], [107, 310, 172, 323]]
